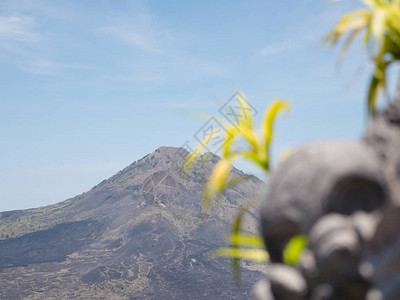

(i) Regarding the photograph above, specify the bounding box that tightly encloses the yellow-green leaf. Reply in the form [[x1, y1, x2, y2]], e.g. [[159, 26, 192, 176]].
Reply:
[[262, 100, 290, 169], [228, 198, 263, 284], [237, 125, 260, 153], [236, 92, 254, 129], [203, 160, 233, 212], [326, 9, 371, 47], [222, 126, 240, 159], [371, 6, 388, 46], [214, 248, 269, 262], [183, 138, 209, 172], [230, 233, 265, 249], [283, 235, 308, 267], [367, 73, 382, 116], [339, 28, 364, 61]]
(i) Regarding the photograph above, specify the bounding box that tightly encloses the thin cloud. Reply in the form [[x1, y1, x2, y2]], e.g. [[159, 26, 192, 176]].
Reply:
[[96, 13, 173, 53], [253, 40, 298, 58], [19, 59, 97, 75], [96, 11, 228, 83], [0, 13, 94, 75], [0, 15, 40, 42]]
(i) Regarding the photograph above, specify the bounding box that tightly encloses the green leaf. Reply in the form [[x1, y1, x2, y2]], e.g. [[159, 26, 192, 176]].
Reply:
[[229, 198, 262, 285], [370, 5, 389, 46], [182, 140, 207, 172], [202, 95, 290, 212], [339, 27, 364, 61], [325, 9, 371, 48], [324, 0, 400, 118], [203, 159, 233, 213], [229, 233, 265, 249], [261, 100, 290, 170], [213, 245, 270, 287], [367, 73, 382, 116], [222, 126, 240, 159], [283, 235, 308, 267], [236, 91, 254, 130], [214, 248, 269, 262]]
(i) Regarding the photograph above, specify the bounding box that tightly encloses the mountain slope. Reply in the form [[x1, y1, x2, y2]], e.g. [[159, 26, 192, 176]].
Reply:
[[0, 146, 263, 299]]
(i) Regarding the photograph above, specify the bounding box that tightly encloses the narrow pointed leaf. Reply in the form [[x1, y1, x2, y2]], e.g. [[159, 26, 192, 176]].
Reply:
[[367, 73, 382, 116], [283, 235, 309, 267], [262, 100, 290, 170], [371, 7, 388, 46], [214, 248, 269, 262], [229, 197, 262, 283], [183, 139, 208, 171], [339, 28, 364, 61], [237, 125, 259, 153], [203, 160, 233, 212], [236, 92, 254, 129], [223, 126, 240, 158], [230, 233, 265, 249]]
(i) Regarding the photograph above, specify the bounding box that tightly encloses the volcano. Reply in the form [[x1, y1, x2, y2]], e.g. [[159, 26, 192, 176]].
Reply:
[[0, 146, 263, 299]]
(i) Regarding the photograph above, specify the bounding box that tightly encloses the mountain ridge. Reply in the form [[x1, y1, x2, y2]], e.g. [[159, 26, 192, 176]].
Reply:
[[0, 146, 264, 299]]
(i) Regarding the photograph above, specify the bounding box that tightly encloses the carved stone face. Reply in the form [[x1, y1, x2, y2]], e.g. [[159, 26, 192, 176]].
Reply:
[[260, 140, 388, 262]]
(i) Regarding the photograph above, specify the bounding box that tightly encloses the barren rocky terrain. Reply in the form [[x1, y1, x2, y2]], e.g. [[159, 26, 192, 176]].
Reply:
[[0, 146, 264, 299]]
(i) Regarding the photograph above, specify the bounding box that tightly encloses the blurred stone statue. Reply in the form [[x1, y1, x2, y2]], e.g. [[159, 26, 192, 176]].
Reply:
[[254, 97, 400, 300]]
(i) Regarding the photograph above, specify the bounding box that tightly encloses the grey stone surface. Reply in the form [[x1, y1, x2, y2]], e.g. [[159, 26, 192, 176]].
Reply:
[[309, 214, 361, 279], [362, 207, 400, 300], [252, 279, 275, 300], [298, 249, 317, 284], [363, 97, 400, 206], [268, 264, 307, 300], [261, 140, 387, 262], [352, 211, 380, 244], [310, 284, 334, 300], [255, 97, 400, 299]]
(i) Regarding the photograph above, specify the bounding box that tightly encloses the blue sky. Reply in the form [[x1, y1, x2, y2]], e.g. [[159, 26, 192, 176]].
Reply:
[[0, 0, 382, 211]]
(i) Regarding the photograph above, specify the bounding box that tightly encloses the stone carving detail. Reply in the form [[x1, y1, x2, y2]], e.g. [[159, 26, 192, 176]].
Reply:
[[254, 97, 400, 300]]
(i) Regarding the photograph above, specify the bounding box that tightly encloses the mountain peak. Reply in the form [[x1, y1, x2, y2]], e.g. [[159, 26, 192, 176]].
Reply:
[[151, 146, 221, 167], [0, 145, 263, 299], [155, 146, 189, 155], [101, 146, 219, 192], [89, 146, 257, 204]]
